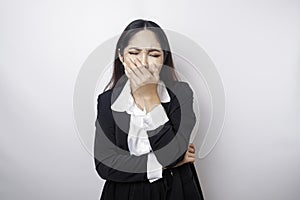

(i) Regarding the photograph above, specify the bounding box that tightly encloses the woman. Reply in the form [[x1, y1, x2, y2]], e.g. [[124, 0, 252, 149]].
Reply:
[[94, 19, 204, 200]]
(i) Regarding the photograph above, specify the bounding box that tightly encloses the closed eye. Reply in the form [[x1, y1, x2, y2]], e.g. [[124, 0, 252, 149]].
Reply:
[[129, 52, 161, 58]]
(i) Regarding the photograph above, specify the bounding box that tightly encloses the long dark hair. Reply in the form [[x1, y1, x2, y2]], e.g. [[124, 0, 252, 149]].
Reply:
[[103, 19, 179, 92]]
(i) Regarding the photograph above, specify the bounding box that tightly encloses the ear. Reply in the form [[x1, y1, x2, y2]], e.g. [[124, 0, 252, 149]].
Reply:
[[118, 48, 124, 63]]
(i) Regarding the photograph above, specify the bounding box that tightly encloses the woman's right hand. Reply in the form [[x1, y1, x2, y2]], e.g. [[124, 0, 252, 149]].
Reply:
[[123, 56, 160, 97], [163, 143, 196, 169]]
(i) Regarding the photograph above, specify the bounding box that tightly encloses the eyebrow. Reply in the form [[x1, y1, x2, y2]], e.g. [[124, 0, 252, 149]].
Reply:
[[128, 47, 162, 52]]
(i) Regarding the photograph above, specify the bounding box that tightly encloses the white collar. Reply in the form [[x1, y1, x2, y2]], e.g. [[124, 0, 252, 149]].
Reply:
[[111, 79, 170, 114]]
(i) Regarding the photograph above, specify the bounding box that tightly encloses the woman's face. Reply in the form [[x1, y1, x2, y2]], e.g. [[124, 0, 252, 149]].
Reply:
[[119, 30, 164, 75]]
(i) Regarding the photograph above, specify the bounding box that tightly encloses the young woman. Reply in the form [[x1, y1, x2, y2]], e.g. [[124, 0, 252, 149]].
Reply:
[[94, 19, 204, 200]]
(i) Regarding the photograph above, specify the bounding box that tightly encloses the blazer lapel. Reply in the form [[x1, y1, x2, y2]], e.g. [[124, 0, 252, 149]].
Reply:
[[110, 76, 175, 152], [111, 102, 171, 152]]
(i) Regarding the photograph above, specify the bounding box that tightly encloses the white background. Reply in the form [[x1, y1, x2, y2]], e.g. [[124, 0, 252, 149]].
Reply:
[[1, 0, 299, 199]]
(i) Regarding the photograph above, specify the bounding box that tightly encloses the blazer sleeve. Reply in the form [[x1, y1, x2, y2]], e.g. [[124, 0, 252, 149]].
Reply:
[[94, 94, 149, 183], [146, 82, 197, 169]]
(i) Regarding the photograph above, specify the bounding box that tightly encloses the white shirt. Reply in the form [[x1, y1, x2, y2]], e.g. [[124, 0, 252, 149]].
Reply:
[[110, 79, 170, 183]]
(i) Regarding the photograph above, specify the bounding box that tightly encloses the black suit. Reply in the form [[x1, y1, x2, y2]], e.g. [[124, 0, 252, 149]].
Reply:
[[94, 78, 204, 200]]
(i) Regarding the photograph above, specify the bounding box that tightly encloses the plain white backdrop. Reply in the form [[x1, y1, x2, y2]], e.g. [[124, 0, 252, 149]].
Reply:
[[1, 0, 299, 199]]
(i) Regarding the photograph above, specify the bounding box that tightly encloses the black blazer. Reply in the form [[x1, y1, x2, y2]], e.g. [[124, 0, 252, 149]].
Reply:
[[94, 78, 203, 198]]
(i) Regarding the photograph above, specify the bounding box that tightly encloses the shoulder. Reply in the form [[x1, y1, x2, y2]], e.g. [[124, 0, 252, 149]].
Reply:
[[97, 89, 112, 102], [174, 81, 193, 94], [96, 89, 113, 111]]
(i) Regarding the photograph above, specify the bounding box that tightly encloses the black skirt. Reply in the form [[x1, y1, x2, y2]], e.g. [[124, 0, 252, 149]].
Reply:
[[99, 163, 204, 200]]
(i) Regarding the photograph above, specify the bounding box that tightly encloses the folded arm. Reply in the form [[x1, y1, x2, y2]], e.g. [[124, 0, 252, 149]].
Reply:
[[145, 82, 196, 169], [93, 82, 196, 182]]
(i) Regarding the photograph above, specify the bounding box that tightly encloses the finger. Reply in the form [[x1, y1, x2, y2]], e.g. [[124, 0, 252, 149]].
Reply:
[[189, 143, 195, 147], [188, 145, 195, 151], [188, 148, 195, 153], [130, 57, 144, 78], [186, 157, 195, 163], [124, 64, 134, 81], [125, 57, 138, 76], [184, 152, 189, 158], [124, 63, 137, 83], [188, 153, 195, 158], [132, 58, 153, 86], [134, 57, 152, 77], [125, 57, 141, 83], [132, 57, 144, 73], [189, 148, 195, 153], [124, 62, 132, 76], [187, 151, 195, 157]]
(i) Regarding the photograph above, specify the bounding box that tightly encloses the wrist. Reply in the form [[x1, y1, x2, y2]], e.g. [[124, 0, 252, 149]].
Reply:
[[144, 96, 161, 113], [132, 83, 158, 97]]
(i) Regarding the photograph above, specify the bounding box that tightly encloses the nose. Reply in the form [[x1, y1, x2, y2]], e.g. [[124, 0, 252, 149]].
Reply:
[[140, 51, 148, 67]]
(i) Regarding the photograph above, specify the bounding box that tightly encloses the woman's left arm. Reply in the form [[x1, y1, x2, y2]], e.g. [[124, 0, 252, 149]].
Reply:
[[145, 82, 197, 169]]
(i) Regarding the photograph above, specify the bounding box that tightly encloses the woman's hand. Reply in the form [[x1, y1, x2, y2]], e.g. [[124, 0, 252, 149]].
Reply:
[[163, 143, 196, 169], [123, 56, 160, 98]]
